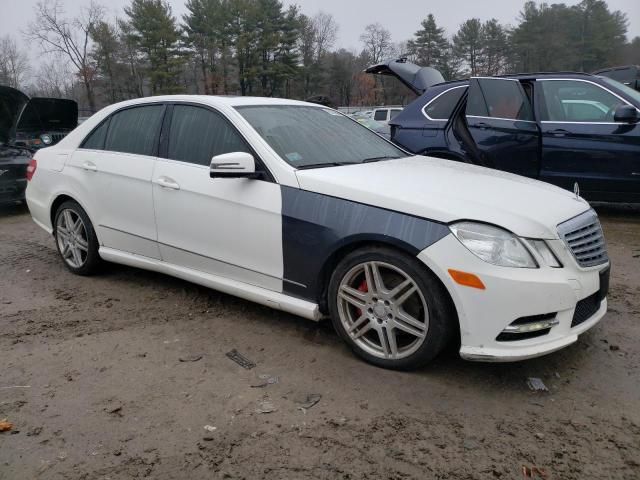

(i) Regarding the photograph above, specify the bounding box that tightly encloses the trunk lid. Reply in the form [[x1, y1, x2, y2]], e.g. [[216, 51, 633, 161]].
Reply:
[[365, 58, 445, 95]]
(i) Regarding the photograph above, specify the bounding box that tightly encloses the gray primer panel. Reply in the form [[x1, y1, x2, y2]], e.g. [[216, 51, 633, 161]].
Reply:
[[281, 186, 450, 304]]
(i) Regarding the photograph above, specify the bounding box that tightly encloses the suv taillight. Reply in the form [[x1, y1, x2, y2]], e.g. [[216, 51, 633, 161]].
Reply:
[[26, 159, 37, 181]]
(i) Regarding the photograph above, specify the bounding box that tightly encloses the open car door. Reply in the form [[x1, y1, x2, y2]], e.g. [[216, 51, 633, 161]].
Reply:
[[464, 77, 540, 178], [365, 58, 445, 95]]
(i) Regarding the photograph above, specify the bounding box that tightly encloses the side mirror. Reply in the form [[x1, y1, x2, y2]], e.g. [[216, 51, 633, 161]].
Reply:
[[210, 152, 256, 178], [613, 105, 639, 123]]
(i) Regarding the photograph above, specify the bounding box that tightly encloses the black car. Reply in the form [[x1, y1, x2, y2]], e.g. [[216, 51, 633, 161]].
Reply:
[[593, 65, 640, 91], [0, 86, 77, 205], [367, 59, 640, 203]]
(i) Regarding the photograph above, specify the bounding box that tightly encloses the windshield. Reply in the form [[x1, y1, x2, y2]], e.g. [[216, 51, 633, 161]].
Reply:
[[236, 105, 406, 168], [600, 77, 640, 105]]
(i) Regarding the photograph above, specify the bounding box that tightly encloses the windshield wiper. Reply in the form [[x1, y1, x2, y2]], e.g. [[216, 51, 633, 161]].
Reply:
[[361, 155, 402, 163], [296, 162, 359, 170]]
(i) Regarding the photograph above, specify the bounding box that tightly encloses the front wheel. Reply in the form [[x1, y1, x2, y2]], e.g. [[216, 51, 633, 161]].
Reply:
[[328, 246, 455, 370], [54, 200, 101, 275]]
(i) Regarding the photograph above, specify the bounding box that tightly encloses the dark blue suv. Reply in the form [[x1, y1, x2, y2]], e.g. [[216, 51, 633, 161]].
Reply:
[[368, 59, 640, 203]]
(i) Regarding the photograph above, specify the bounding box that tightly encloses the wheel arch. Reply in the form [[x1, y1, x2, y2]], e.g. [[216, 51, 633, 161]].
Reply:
[[49, 193, 95, 237], [317, 236, 459, 335]]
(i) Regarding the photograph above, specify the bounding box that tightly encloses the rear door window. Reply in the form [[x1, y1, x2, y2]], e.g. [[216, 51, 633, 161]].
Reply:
[[167, 105, 250, 165], [423, 86, 466, 120], [539, 80, 625, 122], [104, 105, 164, 156], [466, 78, 534, 121], [373, 110, 388, 121]]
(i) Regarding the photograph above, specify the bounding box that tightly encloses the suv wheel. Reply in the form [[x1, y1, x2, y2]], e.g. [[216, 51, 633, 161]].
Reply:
[[54, 200, 101, 275], [328, 246, 454, 370]]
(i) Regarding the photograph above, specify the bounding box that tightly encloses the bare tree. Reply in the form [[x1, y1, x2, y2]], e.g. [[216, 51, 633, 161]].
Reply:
[[312, 12, 338, 62], [26, 60, 75, 98], [0, 36, 30, 88], [25, 0, 104, 111], [359, 23, 393, 64]]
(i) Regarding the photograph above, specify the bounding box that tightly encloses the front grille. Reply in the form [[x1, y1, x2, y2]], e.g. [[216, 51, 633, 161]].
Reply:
[[557, 209, 608, 268], [50, 133, 66, 145], [571, 291, 602, 328]]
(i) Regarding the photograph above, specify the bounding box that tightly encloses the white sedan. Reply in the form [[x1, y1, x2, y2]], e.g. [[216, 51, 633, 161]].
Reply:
[[26, 96, 610, 369]]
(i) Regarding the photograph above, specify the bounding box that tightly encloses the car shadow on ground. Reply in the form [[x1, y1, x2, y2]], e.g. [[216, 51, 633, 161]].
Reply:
[[0, 202, 29, 218], [96, 258, 603, 395]]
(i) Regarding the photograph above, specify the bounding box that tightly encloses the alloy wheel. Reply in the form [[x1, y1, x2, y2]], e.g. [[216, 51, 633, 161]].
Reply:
[[56, 208, 89, 269], [337, 261, 429, 360]]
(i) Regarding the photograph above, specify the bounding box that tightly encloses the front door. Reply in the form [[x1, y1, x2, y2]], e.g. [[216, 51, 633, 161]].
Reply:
[[465, 78, 540, 178], [152, 104, 283, 291], [537, 78, 640, 201], [68, 104, 165, 258]]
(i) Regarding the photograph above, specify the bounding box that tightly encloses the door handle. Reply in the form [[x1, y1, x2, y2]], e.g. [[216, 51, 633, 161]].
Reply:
[[474, 122, 491, 130], [82, 161, 97, 172], [155, 177, 180, 190], [547, 129, 570, 137]]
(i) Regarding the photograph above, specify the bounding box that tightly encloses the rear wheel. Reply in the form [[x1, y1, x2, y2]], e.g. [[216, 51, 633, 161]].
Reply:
[[328, 246, 454, 370], [54, 200, 101, 275]]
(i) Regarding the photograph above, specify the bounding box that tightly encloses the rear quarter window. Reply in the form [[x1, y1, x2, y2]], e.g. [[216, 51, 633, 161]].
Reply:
[[423, 87, 466, 120], [80, 119, 110, 150]]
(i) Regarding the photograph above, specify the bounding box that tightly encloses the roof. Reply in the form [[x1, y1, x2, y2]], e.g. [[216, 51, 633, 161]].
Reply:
[[429, 71, 599, 89], [105, 95, 318, 110]]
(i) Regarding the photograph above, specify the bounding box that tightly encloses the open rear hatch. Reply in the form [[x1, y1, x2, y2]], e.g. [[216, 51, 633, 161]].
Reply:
[[365, 58, 445, 95]]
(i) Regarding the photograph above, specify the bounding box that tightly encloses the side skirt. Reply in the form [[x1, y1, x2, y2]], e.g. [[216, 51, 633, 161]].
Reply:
[[99, 247, 322, 321]]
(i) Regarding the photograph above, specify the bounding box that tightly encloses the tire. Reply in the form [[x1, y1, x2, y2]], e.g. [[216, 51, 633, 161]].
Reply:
[[328, 246, 455, 370], [53, 200, 101, 275]]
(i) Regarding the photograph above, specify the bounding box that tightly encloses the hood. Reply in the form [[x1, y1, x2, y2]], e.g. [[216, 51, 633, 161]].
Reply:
[[365, 58, 445, 95], [17, 97, 78, 132], [295, 156, 591, 239], [0, 86, 29, 144]]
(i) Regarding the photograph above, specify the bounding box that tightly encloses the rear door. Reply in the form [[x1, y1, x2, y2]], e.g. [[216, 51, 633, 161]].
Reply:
[[68, 104, 164, 258], [536, 78, 640, 200], [465, 78, 540, 177]]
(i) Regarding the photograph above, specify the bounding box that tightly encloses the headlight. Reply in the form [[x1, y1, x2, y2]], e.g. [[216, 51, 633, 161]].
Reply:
[[41, 134, 52, 145], [527, 240, 562, 268], [449, 222, 537, 268]]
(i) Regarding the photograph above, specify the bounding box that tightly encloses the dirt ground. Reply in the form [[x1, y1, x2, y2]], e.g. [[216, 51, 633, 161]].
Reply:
[[0, 203, 639, 480]]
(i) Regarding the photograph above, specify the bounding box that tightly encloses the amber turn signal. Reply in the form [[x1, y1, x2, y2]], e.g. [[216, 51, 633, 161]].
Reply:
[[448, 269, 486, 290]]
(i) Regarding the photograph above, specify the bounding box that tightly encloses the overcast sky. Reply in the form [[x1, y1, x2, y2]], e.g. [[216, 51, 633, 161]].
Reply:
[[2, 0, 639, 53]]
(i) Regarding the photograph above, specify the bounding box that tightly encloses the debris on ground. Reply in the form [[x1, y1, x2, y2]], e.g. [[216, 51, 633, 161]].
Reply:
[[226, 349, 256, 369], [179, 354, 203, 362], [527, 377, 548, 392], [0, 385, 31, 390], [203, 425, 217, 432], [0, 420, 13, 432], [250, 374, 279, 388], [295, 393, 322, 411], [609, 345, 620, 351], [522, 465, 549, 478], [105, 405, 123, 416], [255, 401, 277, 414]]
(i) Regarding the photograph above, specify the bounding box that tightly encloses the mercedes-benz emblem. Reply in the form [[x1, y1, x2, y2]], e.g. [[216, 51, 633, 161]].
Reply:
[[573, 182, 580, 199]]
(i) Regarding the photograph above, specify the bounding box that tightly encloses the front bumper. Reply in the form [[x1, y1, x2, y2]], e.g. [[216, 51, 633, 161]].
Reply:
[[419, 234, 609, 362]]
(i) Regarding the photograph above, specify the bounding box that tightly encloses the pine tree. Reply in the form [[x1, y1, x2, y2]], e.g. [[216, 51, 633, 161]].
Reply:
[[123, 0, 185, 94], [408, 14, 449, 69]]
